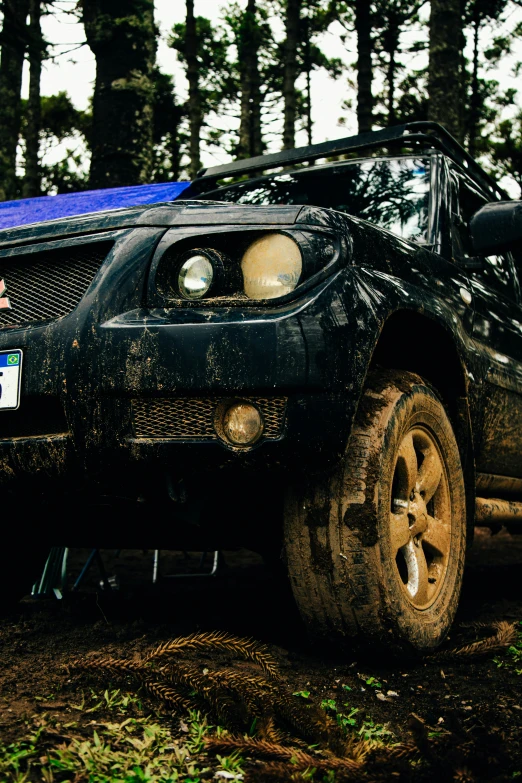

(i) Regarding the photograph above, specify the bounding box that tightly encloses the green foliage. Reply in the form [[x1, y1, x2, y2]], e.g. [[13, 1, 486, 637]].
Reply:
[[39, 152, 89, 194], [215, 750, 244, 779], [103, 689, 144, 712], [71, 688, 144, 715], [83, 2, 155, 57], [493, 620, 522, 673], [149, 68, 185, 182], [0, 729, 42, 783], [45, 719, 206, 782], [364, 676, 382, 688], [38, 92, 90, 143], [268, 0, 344, 140], [185, 711, 212, 754], [320, 696, 393, 744], [0, 694, 213, 783], [320, 698, 337, 711], [19, 90, 91, 195], [359, 715, 395, 743], [372, 0, 426, 125], [170, 15, 233, 117]]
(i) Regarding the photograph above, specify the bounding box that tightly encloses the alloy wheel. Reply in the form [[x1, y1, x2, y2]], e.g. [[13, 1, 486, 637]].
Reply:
[[391, 427, 451, 609]]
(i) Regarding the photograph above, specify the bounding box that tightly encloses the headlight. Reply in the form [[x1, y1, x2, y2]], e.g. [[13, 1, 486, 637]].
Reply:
[[178, 252, 215, 299], [241, 233, 302, 300], [153, 226, 343, 306]]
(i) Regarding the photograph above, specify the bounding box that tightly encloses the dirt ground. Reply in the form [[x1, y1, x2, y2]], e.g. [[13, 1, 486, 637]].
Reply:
[[0, 527, 521, 781]]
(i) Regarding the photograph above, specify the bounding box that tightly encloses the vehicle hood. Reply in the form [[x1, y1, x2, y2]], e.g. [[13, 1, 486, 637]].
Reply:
[[0, 201, 304, 249]]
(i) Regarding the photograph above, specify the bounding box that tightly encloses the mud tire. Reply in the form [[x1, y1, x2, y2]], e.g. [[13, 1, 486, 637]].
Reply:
[[284, 370, 467, 656]]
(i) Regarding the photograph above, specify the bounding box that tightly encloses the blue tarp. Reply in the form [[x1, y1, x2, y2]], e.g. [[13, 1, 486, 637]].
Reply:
[[0, 181, 192, 230]]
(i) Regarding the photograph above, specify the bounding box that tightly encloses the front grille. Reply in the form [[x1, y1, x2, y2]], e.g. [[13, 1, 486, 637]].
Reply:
[[132, 397, 287, 440], [0, 241, 112, 326]]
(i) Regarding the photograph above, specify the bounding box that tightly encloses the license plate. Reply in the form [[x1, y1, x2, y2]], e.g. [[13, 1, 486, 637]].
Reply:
[[0, 349, 22, 410]]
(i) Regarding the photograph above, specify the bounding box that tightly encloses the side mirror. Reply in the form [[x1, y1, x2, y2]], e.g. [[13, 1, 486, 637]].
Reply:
[[470, 200, 522, 256]]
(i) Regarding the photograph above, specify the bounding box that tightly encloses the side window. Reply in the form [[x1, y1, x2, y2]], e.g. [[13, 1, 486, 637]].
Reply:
[[452, 172, 518, 302]]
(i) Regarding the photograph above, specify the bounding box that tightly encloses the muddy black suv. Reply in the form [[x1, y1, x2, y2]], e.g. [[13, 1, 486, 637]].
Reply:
[[2, 121, 521, 654]]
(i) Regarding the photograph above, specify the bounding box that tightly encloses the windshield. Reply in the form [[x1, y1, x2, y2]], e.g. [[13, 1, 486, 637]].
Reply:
[[199, 156, 431, 243]]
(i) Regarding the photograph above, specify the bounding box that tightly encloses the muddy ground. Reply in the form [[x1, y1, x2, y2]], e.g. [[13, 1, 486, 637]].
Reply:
[[0, 527, 521, 781]]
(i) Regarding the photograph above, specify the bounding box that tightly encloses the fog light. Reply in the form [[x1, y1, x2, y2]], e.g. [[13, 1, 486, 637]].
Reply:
[[222, 402, 263, 445]]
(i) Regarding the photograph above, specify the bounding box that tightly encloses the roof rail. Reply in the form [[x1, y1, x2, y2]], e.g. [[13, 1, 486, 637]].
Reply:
[[194, 121, 505, 202]]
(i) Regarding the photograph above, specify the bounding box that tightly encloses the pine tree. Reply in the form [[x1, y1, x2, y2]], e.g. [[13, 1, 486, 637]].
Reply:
[[185, 0, 202, 178], [23, 0, 44, 198], [35, 92, 90, 193], [266, 0, 341, 148], [464, 0, 509, 155], [428, 0, 463, 140], [355, 0, 373, 132], [283, 0, 302, 149], [337, 1, 375, 133], [82, 0, 156, 188], [170, 9, 231, 176], [373, 0, 424, 126], [237, 0, 263, 158], [299, 0, 342, 144], [393, 67, 429, 124], [149, 70, 184, 182], [491, 114, 522, 195], [0, 0, 29, 200]]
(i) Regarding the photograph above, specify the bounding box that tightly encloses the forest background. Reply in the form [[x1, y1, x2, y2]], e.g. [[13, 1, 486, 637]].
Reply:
[[1, 0, 522, 204]]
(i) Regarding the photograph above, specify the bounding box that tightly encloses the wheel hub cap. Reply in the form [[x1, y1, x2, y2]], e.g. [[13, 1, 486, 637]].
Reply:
[[390, 427, 451, 609]]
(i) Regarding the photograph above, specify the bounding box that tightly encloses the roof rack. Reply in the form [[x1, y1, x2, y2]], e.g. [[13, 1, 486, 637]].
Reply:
[[193, 121, 505, 202]]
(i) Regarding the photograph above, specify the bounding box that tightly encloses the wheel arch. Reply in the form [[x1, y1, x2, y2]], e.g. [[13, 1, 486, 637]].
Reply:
[[368, 309, 475, 543]]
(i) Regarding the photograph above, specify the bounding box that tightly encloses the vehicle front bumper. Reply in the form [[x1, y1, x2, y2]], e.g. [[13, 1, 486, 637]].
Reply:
[[0, 226, 377, 531]]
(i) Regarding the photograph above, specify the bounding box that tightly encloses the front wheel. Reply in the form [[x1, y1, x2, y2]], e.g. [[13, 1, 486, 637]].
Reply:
[[284, 370, 467, 656]]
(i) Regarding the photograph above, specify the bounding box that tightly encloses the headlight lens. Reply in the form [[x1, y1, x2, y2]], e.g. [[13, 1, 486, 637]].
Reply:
[[241, 233, 302, 300], [178, 254, 214, 299]]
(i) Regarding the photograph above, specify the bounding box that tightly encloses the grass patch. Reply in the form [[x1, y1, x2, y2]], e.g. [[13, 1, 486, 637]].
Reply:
[[0, 691, 230, 783], [45, 718, 206, 782], [319, 697, 394, 745], [493, 621, 522, 674]]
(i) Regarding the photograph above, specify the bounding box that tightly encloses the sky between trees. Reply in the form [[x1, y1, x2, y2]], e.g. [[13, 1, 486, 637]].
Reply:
[[2, 0, 522, 201]]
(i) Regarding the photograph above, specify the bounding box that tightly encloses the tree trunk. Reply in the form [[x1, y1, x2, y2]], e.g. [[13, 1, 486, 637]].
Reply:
[[82, 0, 156, 189], [468, 14, 480, 156], [304, 14, 313, 145], [0, 0, 29, 201], [23, 0, 42, 198], [238, 0, 263, 158], [283, 0, 301, 150], [170, 102, 183, 181], [251, 70, 263, 158], [428, 0, 463, 141], [186, 0, 202, 179], [386, 15, 399, 126], [355, 0, 373, 133]]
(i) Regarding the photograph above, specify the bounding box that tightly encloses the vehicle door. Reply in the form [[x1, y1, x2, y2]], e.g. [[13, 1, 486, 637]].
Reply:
[[451, 168, 522, 478]]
